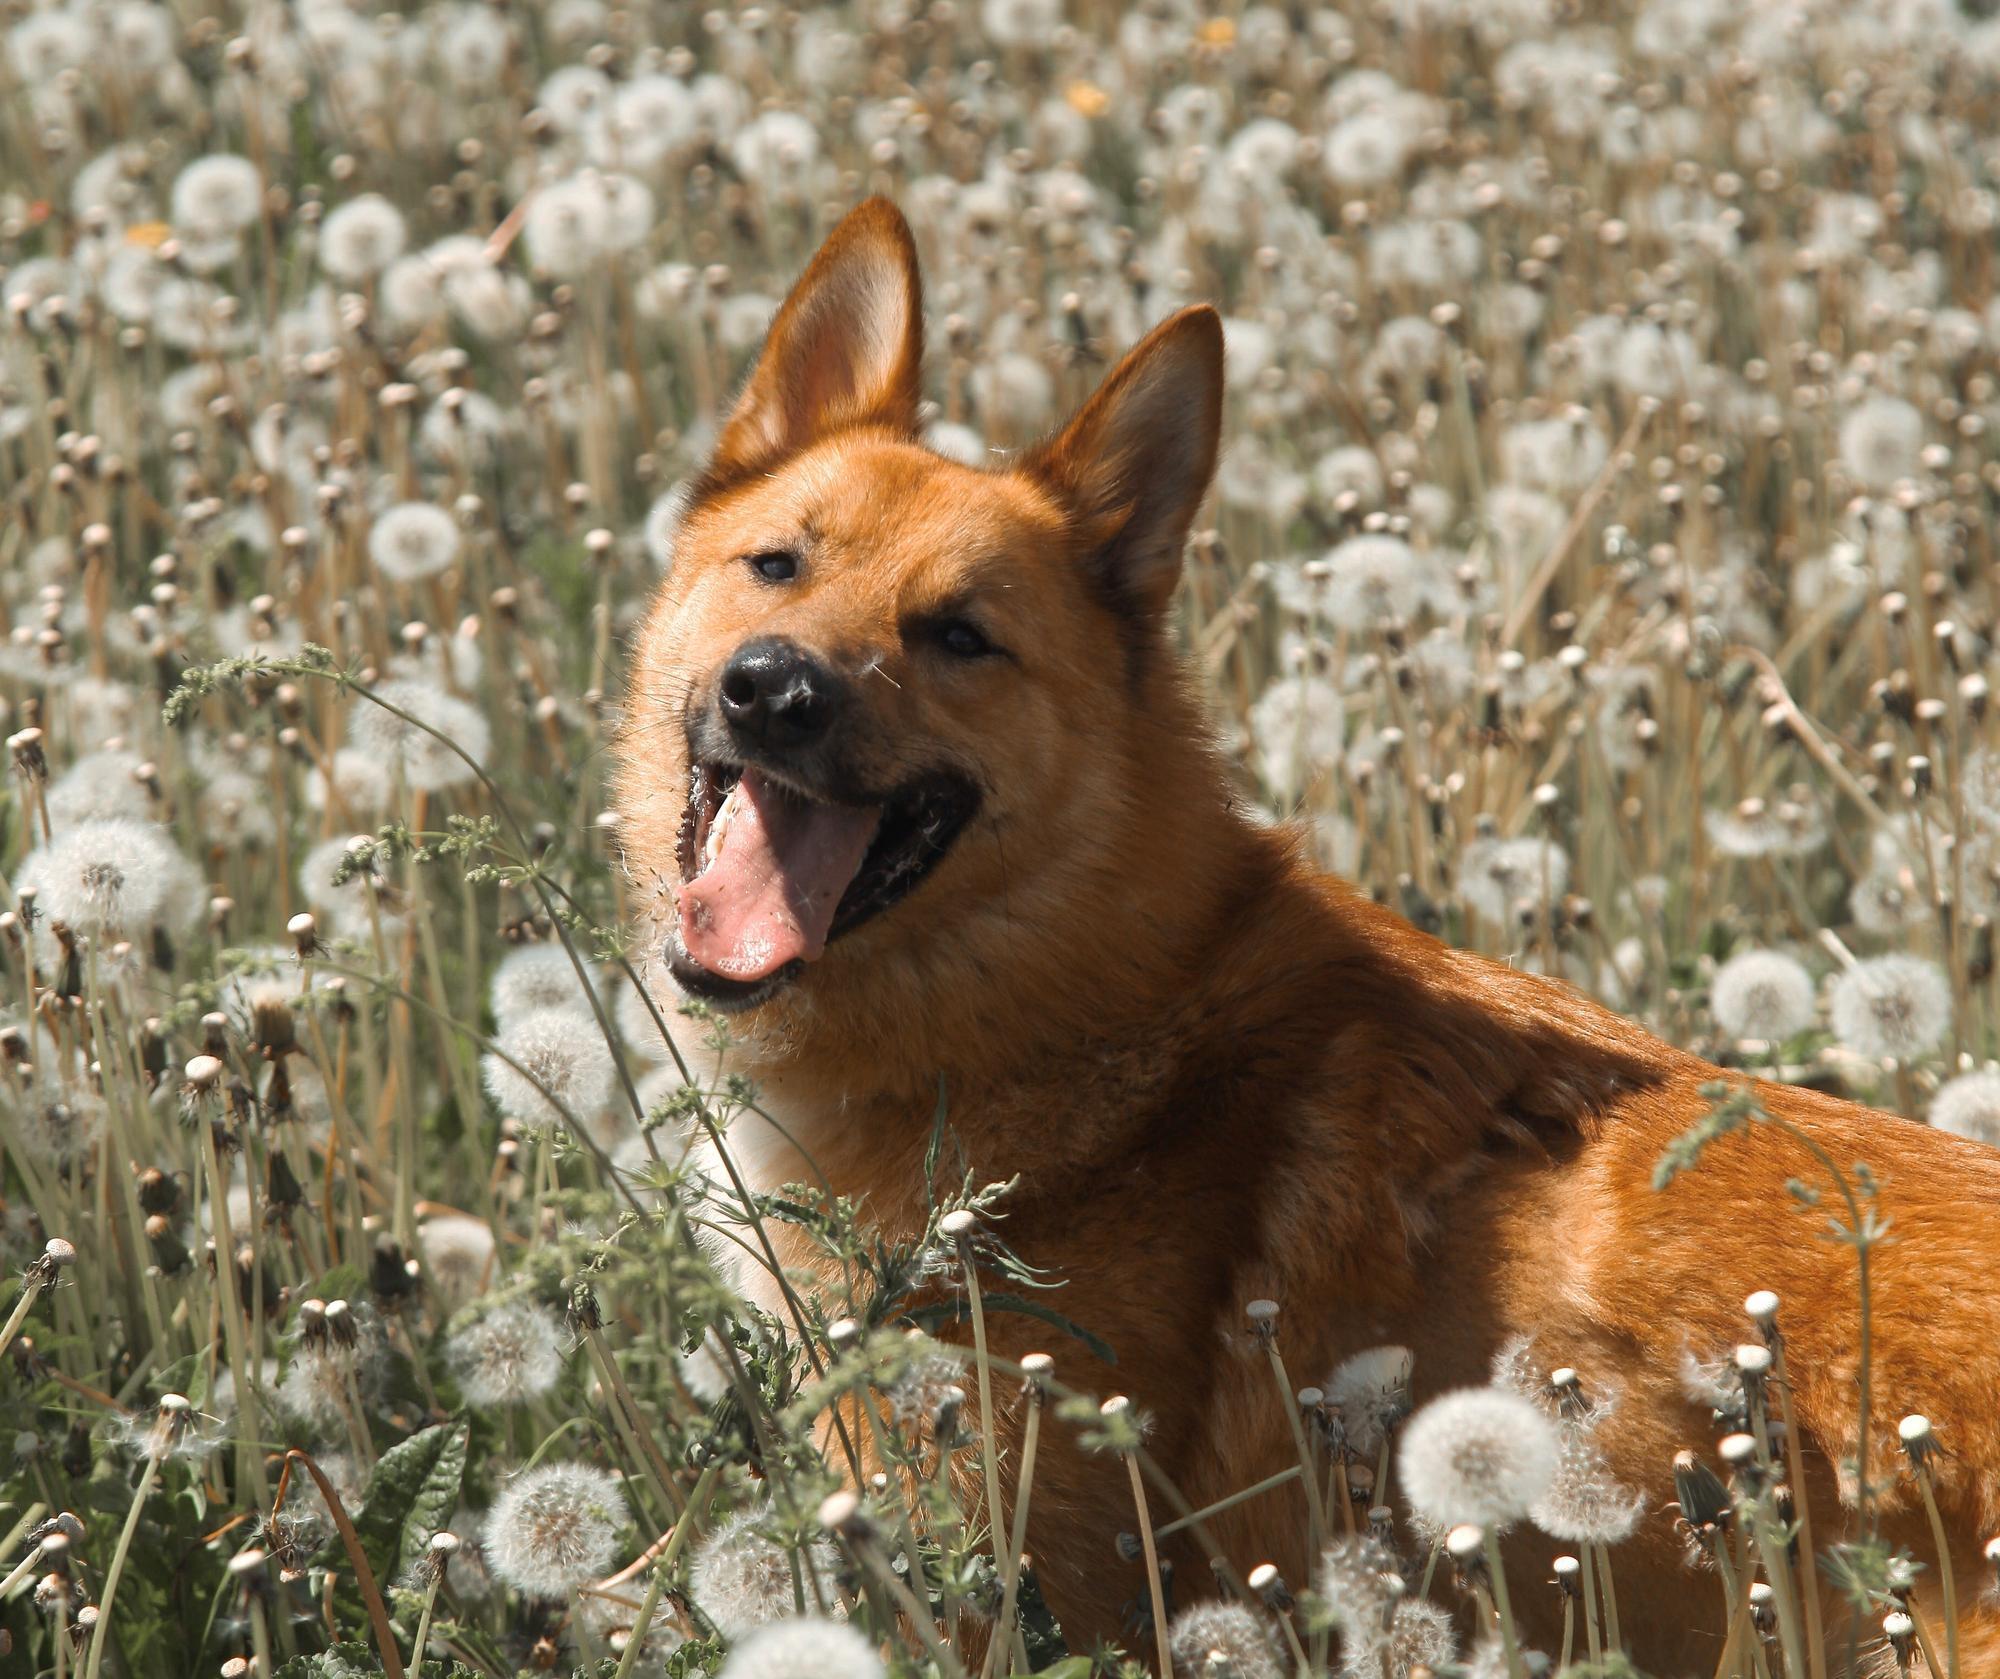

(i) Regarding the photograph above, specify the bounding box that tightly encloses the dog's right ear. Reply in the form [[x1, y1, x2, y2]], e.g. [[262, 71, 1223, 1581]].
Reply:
[[702, 197, 924, 487], [1023, 305, 1224, 624]]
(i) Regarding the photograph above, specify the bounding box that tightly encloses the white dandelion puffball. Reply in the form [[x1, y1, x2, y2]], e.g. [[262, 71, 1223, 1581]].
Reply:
[[171, 153, 262, 239], [1325, 1345, 1415, 1457], [482, 1006, 617, 1129], [1456, 835, 1570, 927], [445, 1302, 566, 1409], [44, 749, 152, 827], [690, 1509, 847, 1640], [1168, 1601, 1282, 1679], [1837, 394, 1923, 492], [319, 193, 407, 282], [1930, 1071, 2000, 1145], [419, 1214, 496, 1311], [1398, 1386, 1560, 1530], [367, 502, 460, 584], [719, 1618, 883, 1679], [491, 943, 600, 1032], [1711, 950, 1816, 1044], [483, 1462, 628, 1598], [1827, 955, 1951, 1062], [347, 679, 491, 794], [17, 819, 189, 939]]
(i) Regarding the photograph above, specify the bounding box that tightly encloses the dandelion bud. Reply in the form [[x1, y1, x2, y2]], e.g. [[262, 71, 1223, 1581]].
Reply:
[[1734, 1344, 1772, 1398], [1883, 1610, 1915, 1667], [28, 1238, 75, 1289], [826, 1316, 860, 1354], [1245, 1298, 1279, 1338], [1021, 1351, 1054, 1398], [420, 1530, 460, 1587], [8, 728, 47, 780], [1897, 1414, 1941, 1473], [1744, 1289, 1781, 1332], [1983, 1533, 2000, 1587], [1247, 1561, 1292, 1610], [296, 1297, 329, 1350], [183, 1055, 223, 1094], [1552, 1555, 1581, 1598], [145, 1393, 192, 1460], [818, 1492, 868, 1544], [1673, 1450, 1731, 1535], [286, 912, 322, 958], [1443, 1523, 1487, 1582], [324, 1298, 358, 1348], [226, 1547, 269, 1594], [1748, 1580, 1776, 1634], [938, 1208, 977, 1242]]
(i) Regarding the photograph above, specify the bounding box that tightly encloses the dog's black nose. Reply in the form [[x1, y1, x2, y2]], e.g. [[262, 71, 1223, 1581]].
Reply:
[[717, 637, 843, 750]]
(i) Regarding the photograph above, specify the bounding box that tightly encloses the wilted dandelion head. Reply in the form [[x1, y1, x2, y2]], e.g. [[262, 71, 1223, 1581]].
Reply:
[[367, 503, 460, 584], [446, 1302, 566, 1409], [1930, 1070, 2000, 1146], [1827, 955, 1951, 1062], [7, 1072, 107, 1172], [1398, 1386, 1558, 1530], [1166, 1600, 1281, 1679], [348, 679, 491, 794], [1325, 1345, 1414, 1458], [717, 1618, 883, 1679], [481, 1005, 616, 1129], [490, 943, 598, 1032], [18, 819, 189, 939], [1711, 950, 1816, 1044], [689, 1508, 846, 1641], [483, 1462, 627, 1599]]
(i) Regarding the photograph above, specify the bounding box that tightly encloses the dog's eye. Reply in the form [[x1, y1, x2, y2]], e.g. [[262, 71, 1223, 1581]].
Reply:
[[747, 550, 798, 583], [935, 618, 997, 660]]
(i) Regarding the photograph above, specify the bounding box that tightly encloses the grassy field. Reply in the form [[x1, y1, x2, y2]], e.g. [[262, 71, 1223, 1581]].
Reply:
[[2, 0, 1998, 1675]]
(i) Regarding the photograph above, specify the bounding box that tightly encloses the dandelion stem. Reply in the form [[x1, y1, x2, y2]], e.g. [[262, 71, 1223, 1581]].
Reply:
[[1594, 1540, 1623, 1654], [1767, 1335, 1828, 1679], [980, 1379, 1044, 1679], [0, 1273, 49, 1360], [1915, 1464, 1962, 1679], [950, 1225, 1007, 1581], [1151, 1464, 1303, 1542], [1579, 1535, 1603, 1664], [1483, 1530, 1527, 1679], [1123, 1449, 1174, 1679], [80, 1454, 159, 1679]]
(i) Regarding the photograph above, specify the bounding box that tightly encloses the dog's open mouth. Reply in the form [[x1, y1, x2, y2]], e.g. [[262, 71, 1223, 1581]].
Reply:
[[667, 760, 978, 1006]]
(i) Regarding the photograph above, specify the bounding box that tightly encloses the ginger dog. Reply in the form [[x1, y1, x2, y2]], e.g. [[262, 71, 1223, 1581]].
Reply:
[[618, 198, 2000, 1673]]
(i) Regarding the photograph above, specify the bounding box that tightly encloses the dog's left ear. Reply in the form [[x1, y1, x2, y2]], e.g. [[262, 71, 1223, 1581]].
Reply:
[[1025, 305, 1223, 621], [705, 197, 924, 485]]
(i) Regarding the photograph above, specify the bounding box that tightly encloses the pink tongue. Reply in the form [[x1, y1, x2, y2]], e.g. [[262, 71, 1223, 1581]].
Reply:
[[676, 769, 880, 982]]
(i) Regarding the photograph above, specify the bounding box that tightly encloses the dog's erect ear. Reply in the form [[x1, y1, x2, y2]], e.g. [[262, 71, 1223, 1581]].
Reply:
[[1024, 305, 1223, 621], [705, 197, 924, 484]]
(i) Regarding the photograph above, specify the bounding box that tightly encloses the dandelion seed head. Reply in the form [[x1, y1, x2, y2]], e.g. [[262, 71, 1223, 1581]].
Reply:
[[367, 503, 460, 584], [490, 943, 600, 1031], [483, 1462, 628, 1598], [1398, 1386, 1559, 1530], [1828, 955, 1951, 1062], [718, 1618, 882, 1679], [1167, 1601, 1281, 1679], [482, 1006, 617, 1129], [1930, 1070, 2000, 1146], [446, 1302, 566, 1409], [1711, 950, 1816, 1044], [689, 1509, 847, 1640], [319, 193, 407, 282], [1325, 1346, 1415, 1458], [348, 679, 491, 794], [18, 819, 188, 940]]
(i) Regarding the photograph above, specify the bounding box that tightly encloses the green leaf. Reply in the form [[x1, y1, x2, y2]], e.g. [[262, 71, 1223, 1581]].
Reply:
[[354, 1419, 470, 1585]]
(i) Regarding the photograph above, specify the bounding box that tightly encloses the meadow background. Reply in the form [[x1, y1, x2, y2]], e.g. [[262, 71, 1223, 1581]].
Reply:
[[2, 0, 1999, 1675]]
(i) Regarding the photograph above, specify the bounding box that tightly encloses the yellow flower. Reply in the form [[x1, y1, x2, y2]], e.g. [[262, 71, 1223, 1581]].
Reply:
[[1065, 80, 1109, 118]]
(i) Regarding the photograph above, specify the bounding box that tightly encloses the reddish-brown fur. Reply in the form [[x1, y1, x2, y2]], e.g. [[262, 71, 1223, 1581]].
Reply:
[[618, 200, 2000, 1675]]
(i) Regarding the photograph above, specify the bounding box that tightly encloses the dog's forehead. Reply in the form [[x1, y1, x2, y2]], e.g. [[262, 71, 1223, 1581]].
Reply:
[[698, 436, 1062, 586]]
